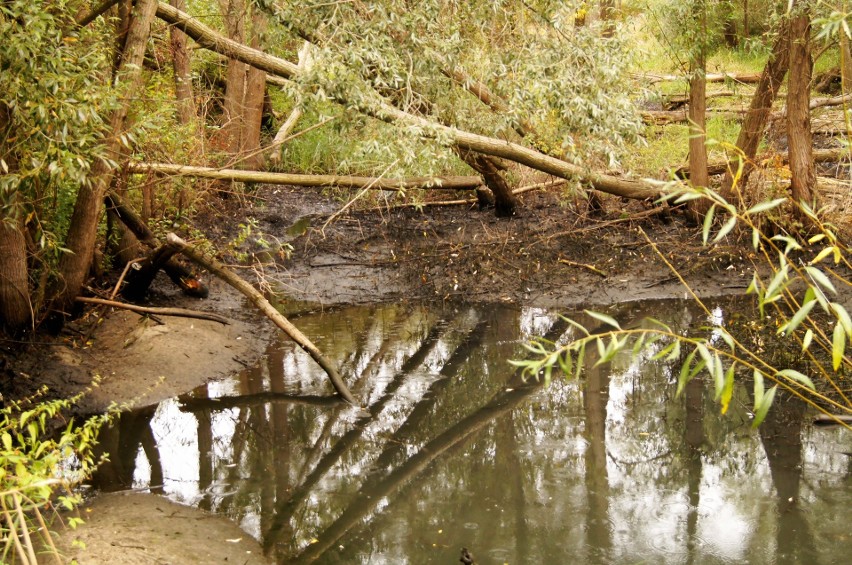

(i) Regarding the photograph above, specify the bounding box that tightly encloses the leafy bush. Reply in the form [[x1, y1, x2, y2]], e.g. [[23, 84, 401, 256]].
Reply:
[[513, 186, 851, 426], [1, 388, 115, 563]]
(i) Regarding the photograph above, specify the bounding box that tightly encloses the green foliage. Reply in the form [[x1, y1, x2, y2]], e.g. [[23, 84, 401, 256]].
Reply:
[[0, 387, 117, 562], [258, 0, 642, 168], [514, 186, 851, 427]]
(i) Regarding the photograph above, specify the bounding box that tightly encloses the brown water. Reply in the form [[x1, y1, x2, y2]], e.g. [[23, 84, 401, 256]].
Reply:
[[92, 300, 852, 564]]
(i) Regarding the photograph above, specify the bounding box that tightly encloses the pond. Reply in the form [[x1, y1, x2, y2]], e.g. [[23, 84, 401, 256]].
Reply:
[[90, 299, 851, 564]]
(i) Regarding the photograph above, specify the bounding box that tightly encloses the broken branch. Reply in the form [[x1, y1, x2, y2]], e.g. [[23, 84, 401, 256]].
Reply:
[[75, 296, 230, 325]]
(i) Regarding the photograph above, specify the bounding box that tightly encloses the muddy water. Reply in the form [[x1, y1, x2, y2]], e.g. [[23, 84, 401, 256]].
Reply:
[[92, 300, 851, 564]]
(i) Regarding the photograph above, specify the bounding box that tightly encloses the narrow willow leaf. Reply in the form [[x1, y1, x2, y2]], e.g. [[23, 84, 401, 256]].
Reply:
[[665, 340, 682, 362], [745, 272, 759, 295], [776, 369, 816, 391], [632, 333, 647, 355], [831, 302, 852, 338], [713, 216, 737, 243], [674, 191, 702, 203], [745, 197, 787, 216], [646, 318, 673, 332], [652, 341, 677, 361], [584, 310, 622, 330], [565, 317, 591, 337], [596, 337, 607, 361], [677, 350, 698, 397], [712, 355, 725, 400], [802, 328, 814, 352], [557, 351, 573, 377], [807, 233, 826, 244], [765, 265, 790, 299], [696, 343, 713, 371], [752, 226, 760, 250], [716, 328, 735, 351], [753, 385, 777, 428], [832, 322, 846, 371], [702, 204, 716, 245], [753, 370, 765, 408], [778, 299, 816, 335], [720, 363, 736, 414], [809, 246, 835, 266], [804, 266, 837, 295]]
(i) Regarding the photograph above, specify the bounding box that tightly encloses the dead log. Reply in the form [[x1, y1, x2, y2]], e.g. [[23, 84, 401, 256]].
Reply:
[[662, 90, 736, 110], [121, 242, 181, 301], [637, 72, 762, 84], [75, 296, 230, 325], [105, 191, 208, 298], [675, 147, 850, 179], [642, 109, 744, 124], [128, 162, 482, 191], [155, 2, 663, 202], [810, 92, 852, 110], [165, 233, 356, 405]]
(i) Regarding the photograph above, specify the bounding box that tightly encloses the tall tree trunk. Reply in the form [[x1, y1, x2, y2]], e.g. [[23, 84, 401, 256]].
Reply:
[[840, 29, 852, 96], [720, 25, 790, 203], [53, 0, 158, 312], [786, 5, 816, 213], [169, 0, 195, 125], [217, 0, 266, 170], [0, 216, 31, 334], [0, 101, 32, 334], [687, 1, 710, 221]]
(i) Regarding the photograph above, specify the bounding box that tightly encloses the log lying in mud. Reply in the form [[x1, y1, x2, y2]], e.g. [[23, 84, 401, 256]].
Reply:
[[164, 233, 357, 405], [128, 162, 482, 191], [638, 71, 762, 84], [675, 147, 851, 179]]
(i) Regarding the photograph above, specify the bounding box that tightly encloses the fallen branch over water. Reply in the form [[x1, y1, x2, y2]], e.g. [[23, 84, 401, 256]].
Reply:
[[128, 162, 482, 191], [75, 296, 230, 325], [165, 233, 357, 405]]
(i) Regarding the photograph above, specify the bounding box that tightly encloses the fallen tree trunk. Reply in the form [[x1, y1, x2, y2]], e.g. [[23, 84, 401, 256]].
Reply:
[[75, 296, 230, 324], [675, 147, 850, 179], [642, 109, 744, 124], [810, 92, 852, 110], [165, 233, 357, 405], [128, 162, 482, 191], [155, 2, 663, 202], [637, 72, 762, 84]]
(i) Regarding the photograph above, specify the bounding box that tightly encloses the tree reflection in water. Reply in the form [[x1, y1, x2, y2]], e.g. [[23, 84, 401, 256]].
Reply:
[[91, 300, 852, 564]]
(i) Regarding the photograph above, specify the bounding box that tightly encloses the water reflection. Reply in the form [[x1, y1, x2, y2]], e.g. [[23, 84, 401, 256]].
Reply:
[[91, 300, 852, 564]]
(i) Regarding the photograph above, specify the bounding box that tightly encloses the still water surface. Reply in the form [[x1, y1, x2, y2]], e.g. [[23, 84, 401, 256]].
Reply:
[[92, 299, 851, 564]]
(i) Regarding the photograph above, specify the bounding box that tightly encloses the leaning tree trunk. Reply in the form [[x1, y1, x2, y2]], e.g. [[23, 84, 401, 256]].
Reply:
[[720, 24, 790, 203], [786, 5, 816, 213], [687, 1, 710, 221], [53, 0, 158, 312]]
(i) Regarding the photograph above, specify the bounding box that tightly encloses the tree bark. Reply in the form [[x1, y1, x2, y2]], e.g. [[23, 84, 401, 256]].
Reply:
[[53, 0, 159, 313], [786, 5, 816, 211], [0, 216, 31, 333], [169, 0, 195, 125], [165, 233, 357, 405], [456, 150, 518, 217], [720, 24, 790, 202], [154, 2, 663, 202], [687, 1, 710, 221]]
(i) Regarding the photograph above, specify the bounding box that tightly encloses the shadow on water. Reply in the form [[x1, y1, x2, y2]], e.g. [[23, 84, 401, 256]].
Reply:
[[90, 300, 852, 564]]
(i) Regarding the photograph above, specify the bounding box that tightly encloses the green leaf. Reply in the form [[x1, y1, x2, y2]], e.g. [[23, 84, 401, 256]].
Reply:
[[809, 246, 835, 266], [831, 302, 852, 338], [745, 197, 787, 216], [753, 385, 777, 428], [804, 266, 836, 295], [778, 299, 816, 335], [776, 369, 816, 391], [713, 215, 737, 243], [753, 370, 765, 407], [802, 329, 814, 352], [832, 322, 846, 371], [765, 265, 790, 299], [702, 204, 716, 245], [677, 349, 697, 397], [584, 310, 621, 330], [752, 226, 760, 250], [720, 363, 736, 414]]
